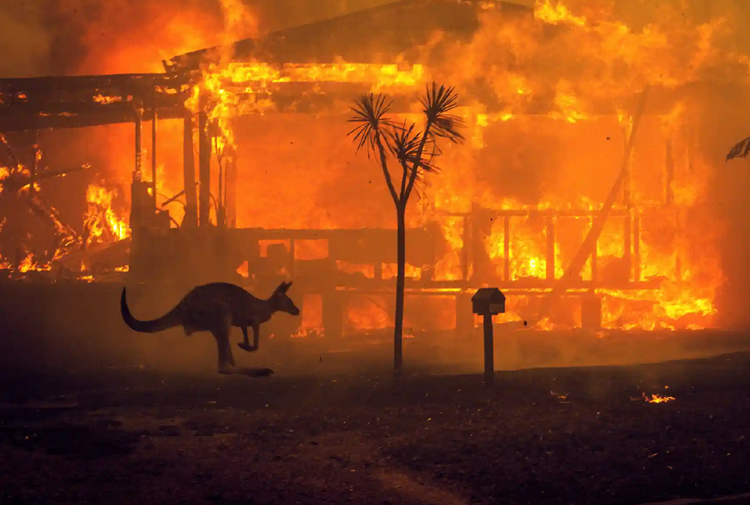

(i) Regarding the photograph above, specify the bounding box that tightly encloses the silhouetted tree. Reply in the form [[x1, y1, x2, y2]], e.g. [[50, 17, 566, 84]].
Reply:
[[348, 82, 464, 375]]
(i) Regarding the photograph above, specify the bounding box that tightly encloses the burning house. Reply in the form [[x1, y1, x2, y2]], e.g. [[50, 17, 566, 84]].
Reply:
[[0, 0, 745, 349]]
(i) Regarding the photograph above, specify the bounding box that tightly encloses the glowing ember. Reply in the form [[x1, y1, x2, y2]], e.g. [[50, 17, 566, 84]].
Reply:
[[642, 392, 676, 404], [93, 94, 125, 105]]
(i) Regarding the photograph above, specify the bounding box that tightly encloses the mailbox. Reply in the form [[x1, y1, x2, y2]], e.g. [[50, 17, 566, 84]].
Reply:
[[471, 288, 506, 316]]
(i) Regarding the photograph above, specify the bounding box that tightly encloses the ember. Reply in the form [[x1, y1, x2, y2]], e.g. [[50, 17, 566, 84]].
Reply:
[[642, 392, 676, 404]]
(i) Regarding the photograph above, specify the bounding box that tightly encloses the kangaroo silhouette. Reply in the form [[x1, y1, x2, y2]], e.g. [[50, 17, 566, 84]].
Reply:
[[121, 281, 300, 375]]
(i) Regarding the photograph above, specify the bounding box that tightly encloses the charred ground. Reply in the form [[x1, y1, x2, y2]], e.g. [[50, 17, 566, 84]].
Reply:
[[1, 350, 750, 505]]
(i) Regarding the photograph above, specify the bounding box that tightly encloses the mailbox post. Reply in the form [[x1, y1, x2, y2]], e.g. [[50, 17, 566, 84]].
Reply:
[[471, 288, 506, 386]]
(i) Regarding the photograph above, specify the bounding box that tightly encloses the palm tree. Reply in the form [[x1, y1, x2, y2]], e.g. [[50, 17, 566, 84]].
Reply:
[[727, 136, 750, 161], [348, 82, 464, 375]]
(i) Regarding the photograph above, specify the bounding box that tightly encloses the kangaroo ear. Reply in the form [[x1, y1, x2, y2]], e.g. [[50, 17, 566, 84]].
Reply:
[[275, 281, 291, 294]]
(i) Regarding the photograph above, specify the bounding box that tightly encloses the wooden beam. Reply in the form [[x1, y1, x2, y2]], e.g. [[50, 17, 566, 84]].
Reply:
[[503, 216, 510, 282], [182, 110, 198, 227], [546, 216, 555, 281], [225, 155, 237, 228], [151, 102, 157, 210], [198, 92, 211, 227]]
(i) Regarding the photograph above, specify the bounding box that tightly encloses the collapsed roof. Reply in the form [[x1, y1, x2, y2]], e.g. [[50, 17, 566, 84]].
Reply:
[[0, 0, 740, 132], [167, 0, 532, 71]]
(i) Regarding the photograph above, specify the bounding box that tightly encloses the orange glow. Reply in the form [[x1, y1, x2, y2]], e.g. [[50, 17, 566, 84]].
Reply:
[[337, 261, 375, 279], [292, 294, 324, 338], [346, 295, 390, 333], [31, 0, 746, 334]]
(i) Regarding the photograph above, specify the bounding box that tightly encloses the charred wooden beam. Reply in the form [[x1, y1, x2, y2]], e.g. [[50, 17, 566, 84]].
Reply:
[[0, 164, 90, 193], [151, 99, 158, 210], [198, 92, 211, 227], [624, 210, 632, 282], [461, 214, 470, 281], [329, 277, 663, 292], [0, 72, 190, 107], [546, 217, 555, 281], [182, 110, 198, 227], [134, 105, 143, 180], [633, 210, 641, 282], [444, 208, 633, 218], [503, 216, 510, 281], [1, 79, 724, 134], [0, 105, 186, 133], [225, 156, 237, 228], [30, 133, 39, 198]]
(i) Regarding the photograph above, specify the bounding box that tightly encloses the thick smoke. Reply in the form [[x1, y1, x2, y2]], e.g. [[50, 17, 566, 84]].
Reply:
[[0, 3, 51, 78], [0, 0, 399, 78]]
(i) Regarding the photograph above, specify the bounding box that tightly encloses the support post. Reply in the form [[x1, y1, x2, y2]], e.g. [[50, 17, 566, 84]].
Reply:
[[129, 104, 145, 278], [624, 131, 632, 207], [152, 106, 158, 209], [134, 106, 143, 181], [455, 292, 473, 338], [591, 233, 598, 285], [289, 238, 296, 279], [225, 155, 237, 228], [31, 131, 39, 198], [198, 92, 211, 227], [624, 211, 632, 281], [665, 137, 675, 206], [461, 214, 471, 281], [633, 210, 641, 282], [182, 110, 198, 227], [503, 216, 510, 281], [130, 105, 145, 229], [546, 217, 555, 281], [483, 314, 494, 387], [323, 289, 343, 340]]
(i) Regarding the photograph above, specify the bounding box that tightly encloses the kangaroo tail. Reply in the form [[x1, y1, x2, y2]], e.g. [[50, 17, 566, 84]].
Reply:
[[121, 288, 181, 333]]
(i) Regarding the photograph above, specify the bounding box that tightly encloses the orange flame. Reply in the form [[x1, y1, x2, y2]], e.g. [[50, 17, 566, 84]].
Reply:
[[84, 184, 130, 247]]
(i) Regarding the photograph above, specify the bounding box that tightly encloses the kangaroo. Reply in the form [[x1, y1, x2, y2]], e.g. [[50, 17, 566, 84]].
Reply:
[[120, 281, 300, 375]]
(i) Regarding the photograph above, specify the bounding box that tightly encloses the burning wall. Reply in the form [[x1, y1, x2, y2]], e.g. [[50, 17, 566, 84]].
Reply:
[[2, 0, 750, 332]]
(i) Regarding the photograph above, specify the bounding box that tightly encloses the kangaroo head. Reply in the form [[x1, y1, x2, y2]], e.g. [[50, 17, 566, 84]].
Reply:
[[270, 281, 300, 316]]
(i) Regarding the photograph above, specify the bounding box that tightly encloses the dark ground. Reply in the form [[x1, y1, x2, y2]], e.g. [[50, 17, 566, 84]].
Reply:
[[1, 351, 750, 505]]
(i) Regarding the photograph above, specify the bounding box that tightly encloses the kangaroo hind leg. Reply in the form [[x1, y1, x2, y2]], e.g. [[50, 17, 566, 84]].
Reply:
[[212, 307, 235, 374]]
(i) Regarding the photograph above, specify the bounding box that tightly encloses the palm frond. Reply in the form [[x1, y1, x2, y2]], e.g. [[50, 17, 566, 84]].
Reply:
[[387, 122, 441, 176], [347, 93, 397, 155], [420, 82, 466, 144], [727, 136, 750, 161]]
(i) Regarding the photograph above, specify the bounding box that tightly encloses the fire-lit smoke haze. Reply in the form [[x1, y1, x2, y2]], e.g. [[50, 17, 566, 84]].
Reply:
[[3, 0, 750, 336]]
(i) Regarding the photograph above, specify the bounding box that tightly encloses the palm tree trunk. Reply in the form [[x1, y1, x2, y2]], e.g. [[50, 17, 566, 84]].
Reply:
[[394, 202, 406, 375]]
